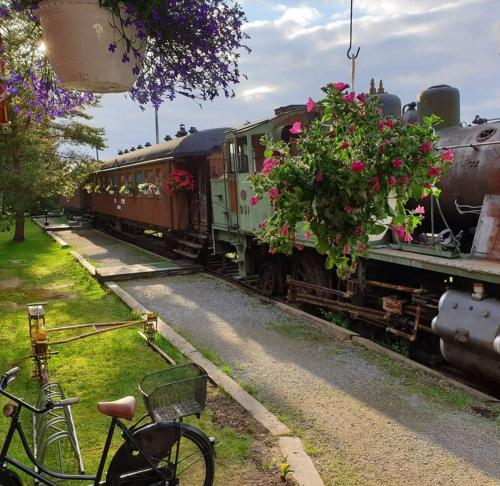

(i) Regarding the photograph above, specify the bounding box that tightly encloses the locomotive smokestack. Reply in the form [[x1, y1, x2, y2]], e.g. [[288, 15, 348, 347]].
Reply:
[[417, 85, 460, 128]]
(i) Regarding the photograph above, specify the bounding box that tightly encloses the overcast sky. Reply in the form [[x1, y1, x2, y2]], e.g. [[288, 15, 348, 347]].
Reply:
[[88, 0, 500, 159]]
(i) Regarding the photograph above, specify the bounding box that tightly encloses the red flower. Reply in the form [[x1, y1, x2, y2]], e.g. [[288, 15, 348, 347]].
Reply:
[[369, 176, 381, 191], [420, 141, 433, 153], [349, 124, 356, 135], [344, 205, 353, 214], [340, 140, 350, 150], [423, 182, 432, 189], [354, 227, 363, 237], [356, 92, 366, 103], [343, 245, 352, 255], [333, 82, 349, 91], [351, 160, 366, 173], [279, 223, 289, 236], [295, 243, 305, 251], [377, 121, 385, 131], [343, 91, 356, 103], [268, 187, 280, 200], [250, 196, 261, 206], [262, 158, 277, 174], [400, 175, 410, 186], [384, 118, 394, 129], [392, 158, 402, 169], [315, 171, 324, 182], [269, 247, 277, 255], [356, 241, 367, 252], [388, 175, 397, 187], [427, 167, 441, 177], [441, 149, 454, 162]]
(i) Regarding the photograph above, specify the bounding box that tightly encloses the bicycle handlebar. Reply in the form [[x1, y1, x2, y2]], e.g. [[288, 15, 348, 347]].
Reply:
[[0, 368, 79, 414]]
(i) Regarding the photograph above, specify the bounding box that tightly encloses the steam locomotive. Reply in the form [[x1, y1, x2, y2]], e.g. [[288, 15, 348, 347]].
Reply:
[[62, 83, 500, 385]]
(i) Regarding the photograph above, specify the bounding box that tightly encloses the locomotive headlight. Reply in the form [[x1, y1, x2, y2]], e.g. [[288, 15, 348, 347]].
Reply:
[[493, 335, 500, 355]]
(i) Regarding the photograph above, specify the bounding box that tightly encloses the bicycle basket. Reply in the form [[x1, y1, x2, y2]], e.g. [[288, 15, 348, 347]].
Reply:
[[139, 363, 208, 422]]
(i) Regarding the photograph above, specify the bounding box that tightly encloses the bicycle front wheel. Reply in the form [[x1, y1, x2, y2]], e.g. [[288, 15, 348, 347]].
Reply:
[[106, 422, 215, 486]]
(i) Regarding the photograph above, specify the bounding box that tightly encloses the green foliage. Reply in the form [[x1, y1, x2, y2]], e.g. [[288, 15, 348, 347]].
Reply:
[[249, 83, 453, 276]]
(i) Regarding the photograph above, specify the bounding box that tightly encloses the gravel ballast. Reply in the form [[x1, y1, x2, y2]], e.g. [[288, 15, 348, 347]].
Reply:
[[121, 274, 500, 486]]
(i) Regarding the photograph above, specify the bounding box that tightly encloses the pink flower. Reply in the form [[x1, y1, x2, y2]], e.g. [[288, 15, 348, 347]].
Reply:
[[304, 231, 312, 239], [306, 97, 316, 113], [344, 205, 353, 214], [423, 182, 432, 189], [333, 82, 349, 91], [404, 231, 413, 243], [279, 223, 289, 236], [268, 187, 280, 200], [356, 241, 367, 252], [392, 158, 402, 169], [259, 220, 268, 228], [262, 158, 277, 174], [343, 245, 352, 255], [289, 121, 302, 135], [415, 205, 425, 215], [295, 243, 305, 251], [420, 141, 433, 153], [392, 226, 405, 238], [250, 196, 261, 206], [354, 227, 363, 237], [400, 175, 410, 186], [349, 124, 356, 135], [441, 149, 454, 162], [269, 247, 277, 255], [315, 171, 324, 182], [335, 234, 342, 244], [356, 92, 366, 103], [377, 121, 385, 131], [351, 160, 366, 173], [427, 167, 441, 177], [384, 118, 394, 129], [388, 175, 397, 187], [340, 140, 350, 150], [343, 91, 356, 103], [369, 176, 381, 191]]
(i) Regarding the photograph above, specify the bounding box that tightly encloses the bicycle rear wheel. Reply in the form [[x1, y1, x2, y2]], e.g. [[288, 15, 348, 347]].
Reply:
[[106, 422, 215, 486]]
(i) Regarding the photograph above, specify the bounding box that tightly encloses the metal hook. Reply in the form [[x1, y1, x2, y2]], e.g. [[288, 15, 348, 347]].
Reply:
[[346, 0, 360, 60]]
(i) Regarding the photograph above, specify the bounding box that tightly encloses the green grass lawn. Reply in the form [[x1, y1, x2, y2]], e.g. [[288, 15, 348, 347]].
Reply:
[[0, 221, 270, 484]]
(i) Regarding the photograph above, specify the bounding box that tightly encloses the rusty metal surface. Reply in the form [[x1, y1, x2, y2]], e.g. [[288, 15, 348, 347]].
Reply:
[[369, 247, 500, 284], [366, 279, 424, 294], [382, 297, 404, 315], [433, 122, 500, 229], [470, 194, 500, 260]]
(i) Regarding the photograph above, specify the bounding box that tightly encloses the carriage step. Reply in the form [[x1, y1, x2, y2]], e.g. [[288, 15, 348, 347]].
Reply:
[[179, 240, 204, 250], [185, 231, 208, 240], [174, 248, 199, 259]]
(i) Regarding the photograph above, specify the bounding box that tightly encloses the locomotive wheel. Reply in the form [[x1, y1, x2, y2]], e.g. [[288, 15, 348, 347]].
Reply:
[[291, 253, 329, 289], [257, 262, 280, 296]]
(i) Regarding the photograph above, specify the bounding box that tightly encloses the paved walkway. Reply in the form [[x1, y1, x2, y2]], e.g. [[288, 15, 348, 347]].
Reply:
[[120, 274, 500, 486]]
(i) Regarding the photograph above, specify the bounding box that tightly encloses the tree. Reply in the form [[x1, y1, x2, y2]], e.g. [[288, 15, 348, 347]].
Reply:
[[0, 21, 105, 242]]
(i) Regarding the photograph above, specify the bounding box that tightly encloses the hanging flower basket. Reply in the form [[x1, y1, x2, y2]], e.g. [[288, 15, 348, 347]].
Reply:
[[105, 184, 117, 194], [36, 0, 145, 92], [119, 183, 133, 195], [137, 182, 162, 196], [167, 169, 196, 195]]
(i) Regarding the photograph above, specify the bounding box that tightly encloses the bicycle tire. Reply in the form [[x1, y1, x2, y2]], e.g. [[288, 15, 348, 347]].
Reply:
[[106, 422, 215, 486], [0, 468, 23, 486]]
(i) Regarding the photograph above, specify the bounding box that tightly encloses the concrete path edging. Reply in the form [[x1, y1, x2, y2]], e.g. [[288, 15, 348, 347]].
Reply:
[[70, 250, 97, 276], [46, 231, 69, 248], [105, 282, 323, 486]]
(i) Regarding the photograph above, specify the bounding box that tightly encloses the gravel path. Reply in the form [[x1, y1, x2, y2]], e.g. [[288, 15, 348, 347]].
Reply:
[[121, 274, 500, 486], [62, 230, 170, 268]]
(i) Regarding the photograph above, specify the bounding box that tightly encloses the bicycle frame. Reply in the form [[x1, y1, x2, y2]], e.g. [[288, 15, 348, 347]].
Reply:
[[0, 395, 169, 486]]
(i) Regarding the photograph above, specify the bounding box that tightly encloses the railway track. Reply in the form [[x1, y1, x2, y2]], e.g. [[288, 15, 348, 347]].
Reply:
[[97, 228, 500, 404]]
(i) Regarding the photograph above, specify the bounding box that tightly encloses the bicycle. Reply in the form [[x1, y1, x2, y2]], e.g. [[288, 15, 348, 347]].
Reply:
[[0, 366, 215, 485]]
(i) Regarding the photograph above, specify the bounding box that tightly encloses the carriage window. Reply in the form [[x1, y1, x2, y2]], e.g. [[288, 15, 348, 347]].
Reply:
[[236, 137, 248, 173], [126, 173, 132, 184], [119, 174, 126, 184], [135, 171, 142, 185], [145, 170, 153, 182], [111, 175, 118, 186], [252, 134, 265, 173], [227, 141, 236, 172], [155, 168, 161, 182]]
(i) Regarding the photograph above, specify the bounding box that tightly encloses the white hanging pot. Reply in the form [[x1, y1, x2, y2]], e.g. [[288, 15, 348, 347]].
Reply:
[[37, 0, 145, 93]]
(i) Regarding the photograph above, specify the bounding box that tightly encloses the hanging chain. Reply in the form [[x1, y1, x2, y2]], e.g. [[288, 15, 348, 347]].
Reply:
[[346, 0, 360, 91]]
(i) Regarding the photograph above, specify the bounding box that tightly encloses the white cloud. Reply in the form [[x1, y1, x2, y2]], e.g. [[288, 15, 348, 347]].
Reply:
[[90, 0, 500, 159], [241, 85, 276, 100]]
